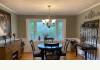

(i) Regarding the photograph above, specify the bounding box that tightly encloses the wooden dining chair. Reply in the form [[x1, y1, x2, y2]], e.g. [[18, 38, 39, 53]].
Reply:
[[60, 39, 70, 59], [44, 43, 61, 60], [30, 40, 42, 59]]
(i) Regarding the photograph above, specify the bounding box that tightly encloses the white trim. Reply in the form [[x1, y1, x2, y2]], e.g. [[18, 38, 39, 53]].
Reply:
[[0, 3, 15, 13], [79, 2, 100, 15]]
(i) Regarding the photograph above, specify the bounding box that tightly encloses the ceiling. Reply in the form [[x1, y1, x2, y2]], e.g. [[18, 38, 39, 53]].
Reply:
[[0, 0, 100, 15]]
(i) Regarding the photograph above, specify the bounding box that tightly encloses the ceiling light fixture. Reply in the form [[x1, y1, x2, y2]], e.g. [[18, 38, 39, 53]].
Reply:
[[42, 5, 56, 28]]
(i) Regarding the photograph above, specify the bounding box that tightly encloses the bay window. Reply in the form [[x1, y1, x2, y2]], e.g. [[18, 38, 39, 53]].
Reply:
[[26, 19, 64, 41]]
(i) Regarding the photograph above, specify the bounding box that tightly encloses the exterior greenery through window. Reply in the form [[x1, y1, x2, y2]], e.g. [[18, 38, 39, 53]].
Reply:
[[27, 19, 63, 41]]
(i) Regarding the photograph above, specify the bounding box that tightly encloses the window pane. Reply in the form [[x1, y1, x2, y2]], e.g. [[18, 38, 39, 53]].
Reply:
[[47, 23, 56, 38], [36, 20, 56, 40], [27, 19, 63, 41], [27, 19, 34, 40], [37, 21, 48, 40], [58, 20, 63, 40]]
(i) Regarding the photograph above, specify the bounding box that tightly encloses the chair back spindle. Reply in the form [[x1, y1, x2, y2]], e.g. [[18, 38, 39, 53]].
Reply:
[[30, 40, 35, 52]]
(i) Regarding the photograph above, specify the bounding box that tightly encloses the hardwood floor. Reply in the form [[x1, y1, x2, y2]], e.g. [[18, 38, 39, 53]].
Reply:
[[20, 51, 84, 60]]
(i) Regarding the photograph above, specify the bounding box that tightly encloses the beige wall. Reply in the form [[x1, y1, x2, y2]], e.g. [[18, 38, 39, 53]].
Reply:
[[0, 5, 18, 37], [11, 14, 17, 37], [17, 15, 77, 38], [66, 16, 77, 38], [17, 15, 27, 38]]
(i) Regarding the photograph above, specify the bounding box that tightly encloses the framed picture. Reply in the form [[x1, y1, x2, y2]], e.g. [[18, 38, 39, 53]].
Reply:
[[0, 9, 11, 39]]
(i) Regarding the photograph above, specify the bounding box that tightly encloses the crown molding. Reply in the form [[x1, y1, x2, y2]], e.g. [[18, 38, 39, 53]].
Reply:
[[0, 3, 16, 14], [78, 2, 100, 15], [1, 2, 100, 15]]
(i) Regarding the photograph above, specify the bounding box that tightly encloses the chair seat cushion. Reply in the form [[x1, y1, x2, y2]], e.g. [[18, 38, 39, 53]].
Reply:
[[33, 51, 42, 57]]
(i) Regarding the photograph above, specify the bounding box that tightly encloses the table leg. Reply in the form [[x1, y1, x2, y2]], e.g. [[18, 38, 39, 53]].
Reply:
[[84, 51, 87, 60], [75, 45, 77, 56], [41, 50, 44, 60]]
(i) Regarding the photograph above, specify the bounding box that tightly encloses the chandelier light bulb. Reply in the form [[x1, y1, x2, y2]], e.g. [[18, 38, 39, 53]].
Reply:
[[42, 4, 56, 28]]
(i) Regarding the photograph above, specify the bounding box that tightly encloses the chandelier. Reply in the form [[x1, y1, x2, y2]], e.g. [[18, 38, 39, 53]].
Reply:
[[42, 5, 56, 28]]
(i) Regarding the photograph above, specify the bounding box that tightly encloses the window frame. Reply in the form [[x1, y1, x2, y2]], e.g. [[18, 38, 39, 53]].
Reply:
[[26, 18, 64, 41]]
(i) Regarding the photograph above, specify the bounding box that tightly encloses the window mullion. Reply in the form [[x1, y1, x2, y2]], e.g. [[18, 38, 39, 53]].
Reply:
[[56, 19, 58, 40], [34, 19, 37, 41]]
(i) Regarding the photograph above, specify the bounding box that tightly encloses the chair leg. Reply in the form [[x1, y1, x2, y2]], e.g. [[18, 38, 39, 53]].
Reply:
[[64, 56, 66, 60], [60, 56, 66, 60], [33, 54, 35, 60], [84, 51, 87, 60], [75, 46, 77, 56], [62, 54, 66, 60], [95, 50, 97, 60], [33, 56, 35, 60]]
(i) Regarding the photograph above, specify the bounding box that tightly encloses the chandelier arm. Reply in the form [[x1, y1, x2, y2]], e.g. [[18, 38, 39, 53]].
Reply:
[[42, 4, 56, 28]]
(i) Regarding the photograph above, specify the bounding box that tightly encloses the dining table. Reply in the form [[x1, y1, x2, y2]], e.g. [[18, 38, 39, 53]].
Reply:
[[38, 43, 62, 60]]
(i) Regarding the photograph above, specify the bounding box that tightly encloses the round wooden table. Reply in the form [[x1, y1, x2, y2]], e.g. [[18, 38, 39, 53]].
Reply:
[[38, 43, 62, 60]]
